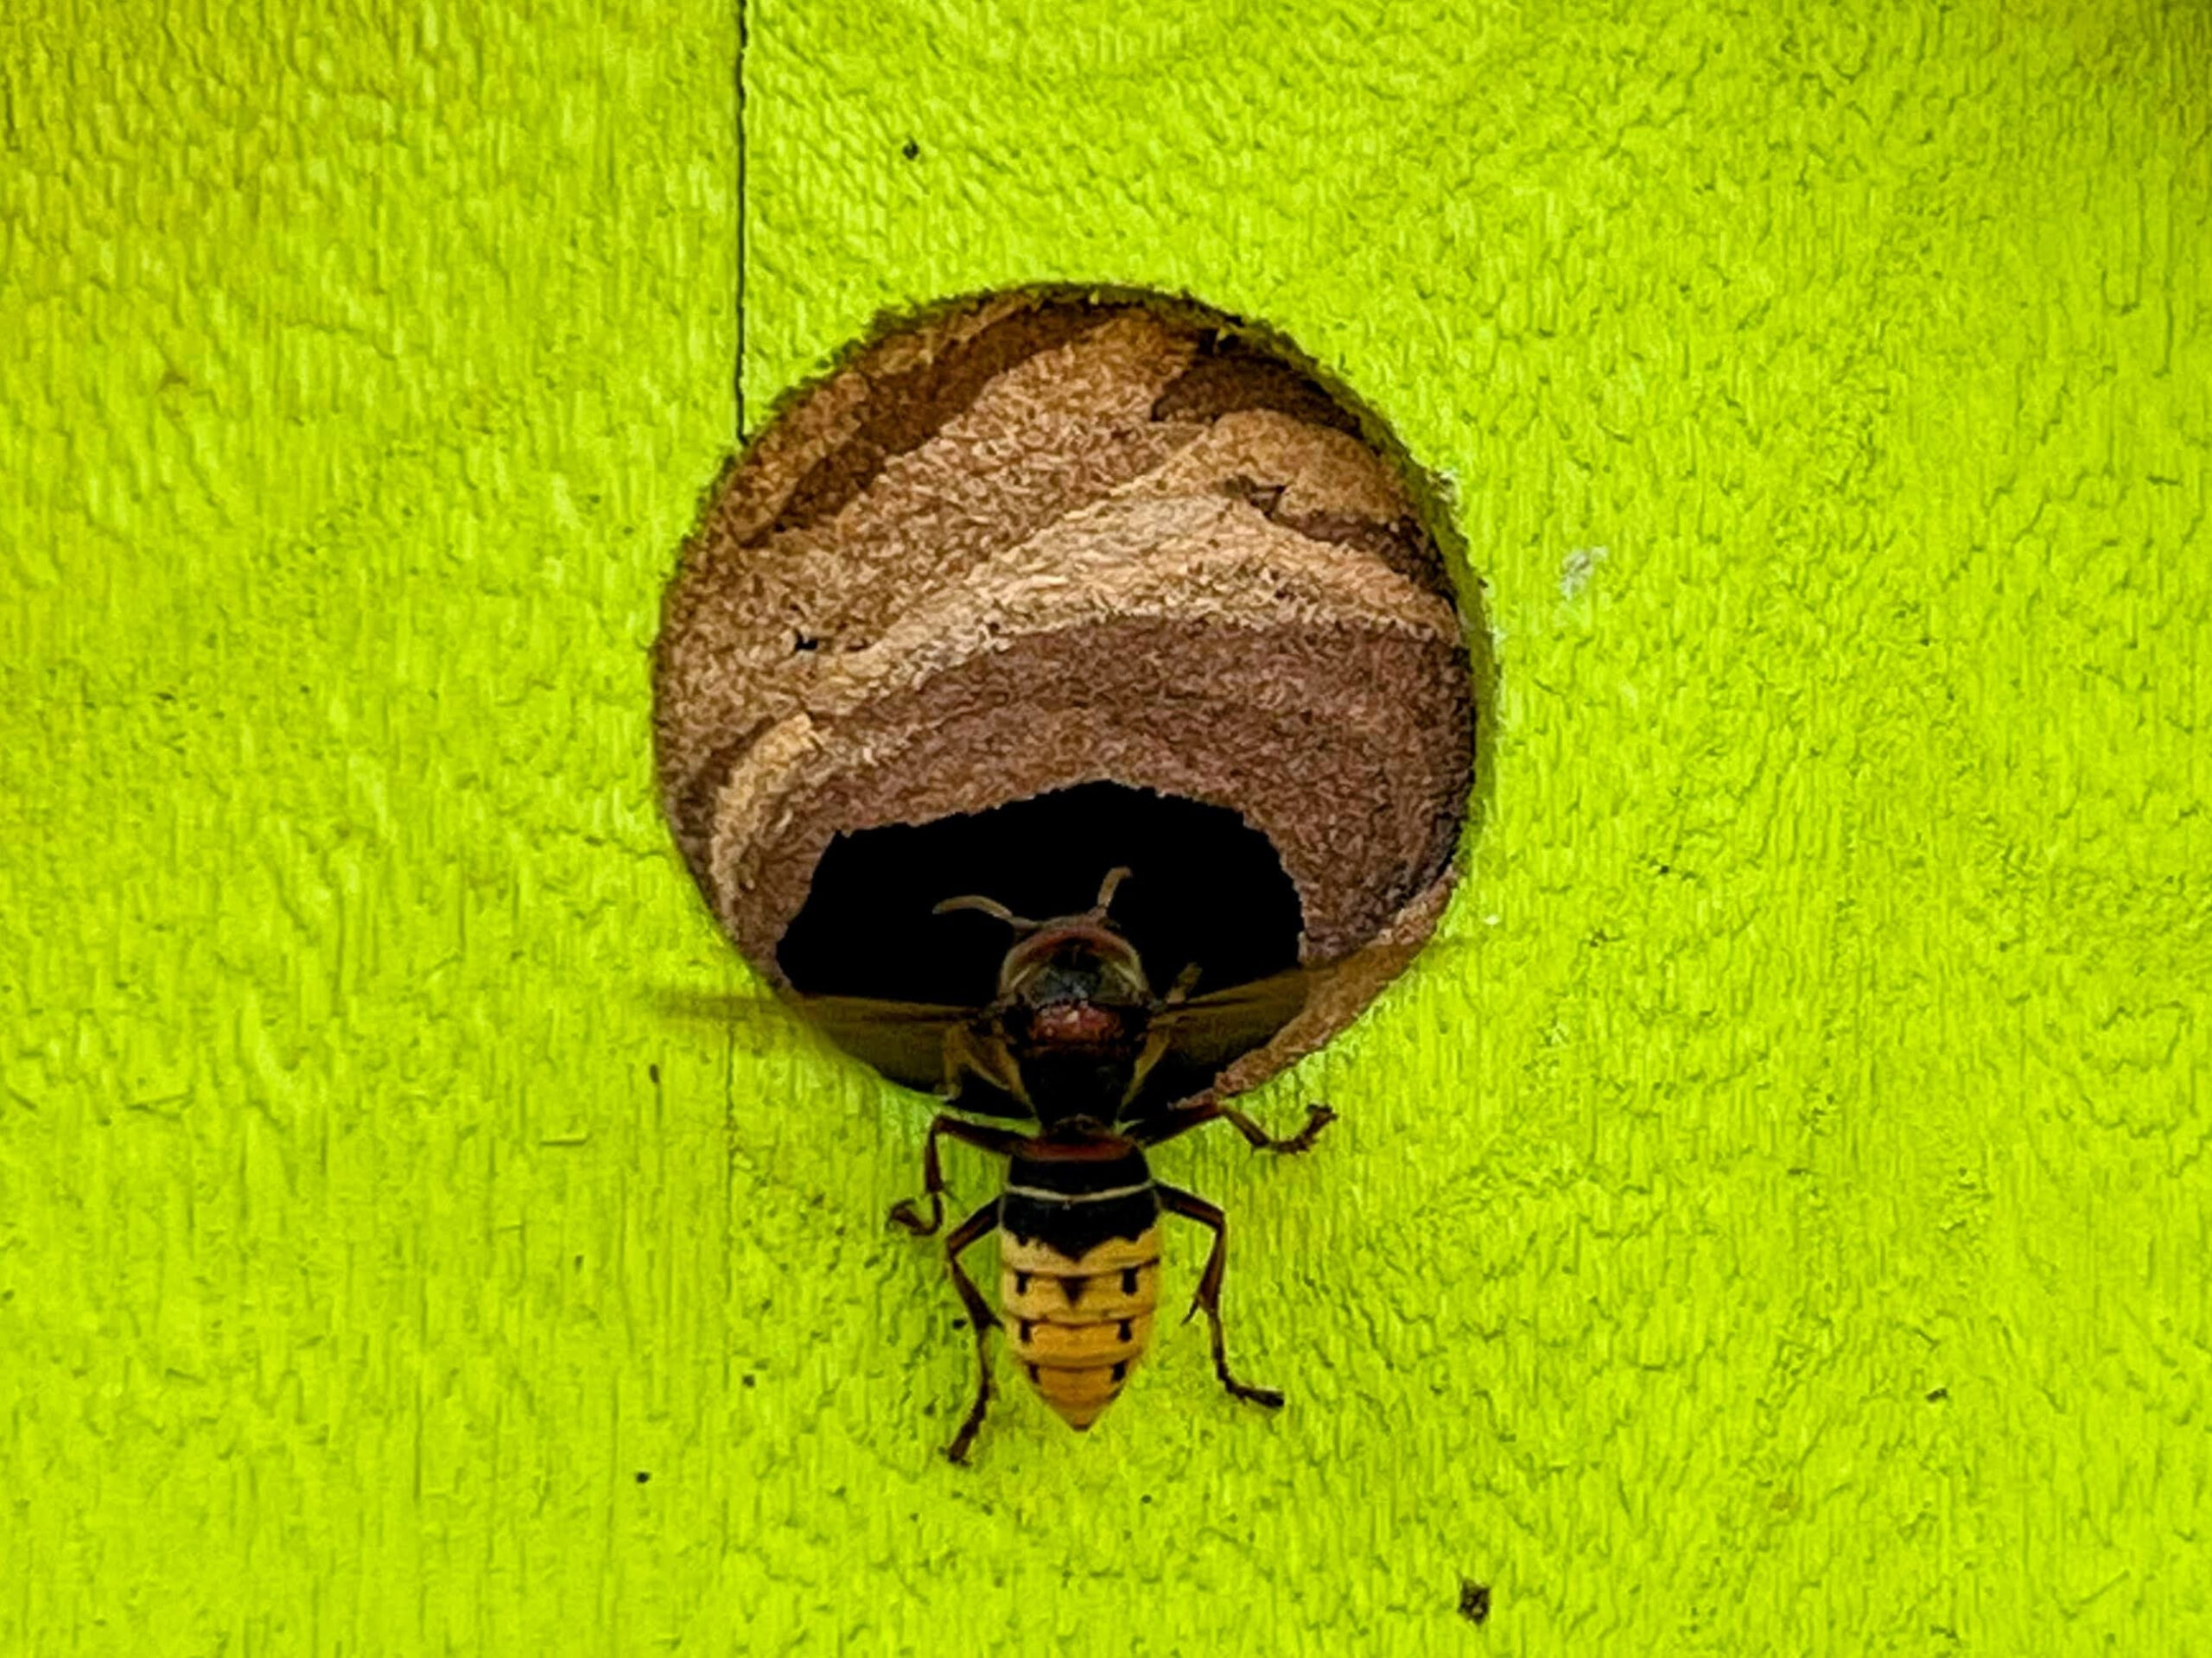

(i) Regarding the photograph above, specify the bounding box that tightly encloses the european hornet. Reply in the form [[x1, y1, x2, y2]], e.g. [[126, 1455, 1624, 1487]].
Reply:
[[783, 867, 1336, 1461]]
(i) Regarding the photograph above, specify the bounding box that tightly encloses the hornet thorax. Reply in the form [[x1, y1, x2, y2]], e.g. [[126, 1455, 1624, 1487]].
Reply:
[[938, 867, 1173, 1127]]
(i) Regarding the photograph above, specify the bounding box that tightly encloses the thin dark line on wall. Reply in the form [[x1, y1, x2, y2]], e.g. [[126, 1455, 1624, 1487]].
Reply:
[[724, 0, 750, 1312], [734, 0, 750, 445]]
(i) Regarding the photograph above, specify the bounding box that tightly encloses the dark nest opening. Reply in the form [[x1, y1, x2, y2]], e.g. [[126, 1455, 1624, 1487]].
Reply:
[[776, 781, 1303, 1011]]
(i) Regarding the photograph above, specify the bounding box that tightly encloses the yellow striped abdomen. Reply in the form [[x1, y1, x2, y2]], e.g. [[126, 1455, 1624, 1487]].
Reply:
[[1000, 1224, 1163, 1430]]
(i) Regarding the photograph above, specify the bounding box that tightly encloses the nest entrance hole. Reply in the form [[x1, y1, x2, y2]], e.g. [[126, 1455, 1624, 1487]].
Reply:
[[657, 289, 1489, 1099], [775, 781, 1303, 1012]]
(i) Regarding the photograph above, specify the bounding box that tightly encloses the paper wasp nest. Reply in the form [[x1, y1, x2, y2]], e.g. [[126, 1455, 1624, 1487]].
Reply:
[[654, 289, 1479, 1096]]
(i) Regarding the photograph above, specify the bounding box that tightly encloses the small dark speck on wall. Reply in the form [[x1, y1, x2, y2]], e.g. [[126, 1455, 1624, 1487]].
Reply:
[[1927, 1387, 1949, 1401], [635, 1471, 651, 1484], [901, 138, 920, 160], [1458, 1579, 1491, 1625]]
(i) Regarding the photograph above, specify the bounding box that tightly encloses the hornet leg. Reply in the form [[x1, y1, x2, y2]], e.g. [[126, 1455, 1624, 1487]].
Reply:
[[938, 1017, 1031, 1111], [889, 1115, 1030, 1236], [1135, 1095, 1336, 1154], [943, 1197, 1002, 1464], [1122, 963, 1209, 1109], [1154, 1182, 1283, 1411]]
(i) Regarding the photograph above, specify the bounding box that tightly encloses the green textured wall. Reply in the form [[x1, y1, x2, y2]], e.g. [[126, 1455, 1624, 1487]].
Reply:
[[3, 0, 2207, 1649]]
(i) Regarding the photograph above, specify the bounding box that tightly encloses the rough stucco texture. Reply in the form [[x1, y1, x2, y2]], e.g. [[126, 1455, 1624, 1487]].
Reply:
[[3, 0, 2208, 1652]]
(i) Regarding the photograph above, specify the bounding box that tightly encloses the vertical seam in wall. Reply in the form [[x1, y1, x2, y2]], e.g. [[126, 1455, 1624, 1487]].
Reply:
[[724, 0, 751, 1427], [734, 0, 750, 443]]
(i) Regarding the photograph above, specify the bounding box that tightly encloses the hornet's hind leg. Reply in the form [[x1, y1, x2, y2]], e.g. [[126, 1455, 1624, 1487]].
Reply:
[[942, 1197, 1003, 1464], [1154, 1183, 1284, 1411]]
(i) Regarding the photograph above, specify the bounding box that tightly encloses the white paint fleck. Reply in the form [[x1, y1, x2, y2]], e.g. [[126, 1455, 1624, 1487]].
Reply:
[[1560, 544, 1610, 599]]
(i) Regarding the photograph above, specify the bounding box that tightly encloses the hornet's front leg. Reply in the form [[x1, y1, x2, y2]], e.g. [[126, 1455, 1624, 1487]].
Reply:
[[1121, 964, 1206, 1109], [937, 1013, 1032, 1109], [889, 1115, 1030, 1236], [1154, 1182, 1283, 1410]]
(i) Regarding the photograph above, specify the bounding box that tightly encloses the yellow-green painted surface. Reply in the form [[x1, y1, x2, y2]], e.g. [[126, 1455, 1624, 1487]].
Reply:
[[3, 0, 2207, 1650]]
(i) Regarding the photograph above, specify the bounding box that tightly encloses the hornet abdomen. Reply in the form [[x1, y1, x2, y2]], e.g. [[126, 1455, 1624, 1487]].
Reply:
[[998, 1134, 1161, 1431]]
